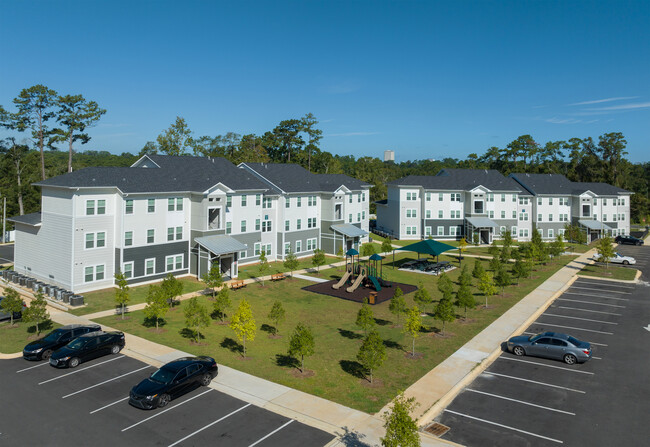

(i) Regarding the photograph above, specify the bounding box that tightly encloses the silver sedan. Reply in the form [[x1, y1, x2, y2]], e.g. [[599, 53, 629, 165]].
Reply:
[[507, 331, 592, 364]]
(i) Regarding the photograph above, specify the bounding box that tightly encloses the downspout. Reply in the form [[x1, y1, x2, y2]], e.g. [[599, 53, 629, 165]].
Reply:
[[71, 189, 78, 292]]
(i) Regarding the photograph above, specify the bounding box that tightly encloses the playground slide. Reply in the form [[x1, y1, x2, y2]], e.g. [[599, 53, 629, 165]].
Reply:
[[346, 272, 366, 293], [368, 275, 381, 292], [332, 270, 351, 290]]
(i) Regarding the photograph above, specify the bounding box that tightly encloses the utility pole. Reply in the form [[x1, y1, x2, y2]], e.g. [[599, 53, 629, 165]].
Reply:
[[2, 196, 6, 243]]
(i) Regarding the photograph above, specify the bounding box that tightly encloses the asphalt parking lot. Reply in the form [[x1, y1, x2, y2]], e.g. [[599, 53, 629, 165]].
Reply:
[[435, 243, 650, 446], [0, 354, 333, 446]]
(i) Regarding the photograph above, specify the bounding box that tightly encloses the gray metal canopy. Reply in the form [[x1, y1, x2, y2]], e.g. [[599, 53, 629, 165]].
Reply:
[[578, 220, 612, 231], [195, 235, 247, 256], [331, 224, 369, 238], [465, 216, 498, 228]]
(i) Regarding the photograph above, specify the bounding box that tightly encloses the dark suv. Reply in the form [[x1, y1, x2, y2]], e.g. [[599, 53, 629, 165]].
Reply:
[[615, 235, 644, 246], [49, 331, 125, 368], [23, 324, 101, 361]]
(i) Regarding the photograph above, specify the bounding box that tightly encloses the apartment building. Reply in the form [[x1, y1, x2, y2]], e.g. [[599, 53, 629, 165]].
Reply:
[[9, 155, 369, 293]]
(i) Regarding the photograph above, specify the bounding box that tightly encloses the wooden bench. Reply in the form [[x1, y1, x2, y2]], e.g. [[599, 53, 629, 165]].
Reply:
[[271, 273, 286, 281], [230, 280, 246, 290]]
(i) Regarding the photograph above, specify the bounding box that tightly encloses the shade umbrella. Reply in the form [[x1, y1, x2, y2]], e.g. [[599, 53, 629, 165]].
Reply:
[[393, 239, 456, 267]]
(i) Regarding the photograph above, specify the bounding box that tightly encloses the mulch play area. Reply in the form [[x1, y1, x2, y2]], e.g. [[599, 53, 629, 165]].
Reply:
[[303, 279, 417, 305]]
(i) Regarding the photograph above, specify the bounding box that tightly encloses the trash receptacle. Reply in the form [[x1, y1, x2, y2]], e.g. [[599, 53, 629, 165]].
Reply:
[[369, 292, 377, 305]]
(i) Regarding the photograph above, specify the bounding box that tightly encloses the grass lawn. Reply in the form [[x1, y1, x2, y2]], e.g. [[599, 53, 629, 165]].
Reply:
[[70, 277, 206, 317], [578, 264, 638, 281], [237, 255, 341, 280], [95, 252, 575, 414], [0, 320, 61, 354]]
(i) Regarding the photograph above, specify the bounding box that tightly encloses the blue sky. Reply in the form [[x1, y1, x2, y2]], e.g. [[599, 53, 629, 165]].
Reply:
[[1, 1, 649, 162]]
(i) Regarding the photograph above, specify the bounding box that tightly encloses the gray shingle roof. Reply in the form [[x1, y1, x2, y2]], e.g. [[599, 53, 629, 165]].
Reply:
[[34, 155, 269, 193], [8, 212, 42, 226], [388, 168, 522, 192], [510, 173, 630, 196], [242, 163, 369, 193]]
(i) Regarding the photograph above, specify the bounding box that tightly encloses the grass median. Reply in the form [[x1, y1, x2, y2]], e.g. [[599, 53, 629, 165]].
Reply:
[[578, 264, 638, 281], [0, 320, 62, 354]]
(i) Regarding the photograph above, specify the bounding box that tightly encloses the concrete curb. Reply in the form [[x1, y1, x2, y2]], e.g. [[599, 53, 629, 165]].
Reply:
[[0, 352, 22, 359]]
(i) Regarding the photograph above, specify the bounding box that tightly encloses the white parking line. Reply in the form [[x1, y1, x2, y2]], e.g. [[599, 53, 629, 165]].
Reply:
[[443, 409, 563, 443], [533, 322, 613, 335], [16, 362, 49, 373], [62, 366, 151, 398], [564, 292, 628, 301], [523, 331, 608, 347], [556, 298, 625, 308], [575, 281, 634, 289], [248, 420, 295, 447], [167, 403, 251, 447], [543, 313, 618, 325], [569, 286, 630, 295], [90, 396, 129, 414], [499, 356, 594, 374], [466, 389, 576, 415], [122, 388, 213, 432], [592, 356, 602, 360], [556, 306, 621, 316], [483, 371, 586, 393], [38, 356, 125, 385]]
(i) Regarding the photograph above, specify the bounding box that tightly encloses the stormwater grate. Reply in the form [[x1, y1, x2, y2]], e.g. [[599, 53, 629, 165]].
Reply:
[[424, 421, 450, 437]]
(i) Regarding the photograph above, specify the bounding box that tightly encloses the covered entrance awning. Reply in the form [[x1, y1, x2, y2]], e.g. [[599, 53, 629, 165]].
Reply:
[[578, 220, 613, 231], [195, 235, 247, 256], [465, 216, 498, 228], [331, 224, 368, 238]]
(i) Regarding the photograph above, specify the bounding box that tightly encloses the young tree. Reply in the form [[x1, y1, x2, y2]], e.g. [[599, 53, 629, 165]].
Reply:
[[488, 240, 500, 257], [356, 300, 376, 336], [388, 287, 407, 324], [437, 273, 453, 297], [596, 235, 615, 269], [229, 298, 256, 357], [143, 285, 168, 330], [161, 273, 183, 306], [184, 297, 211, 343], [337, 245, 345, 259], [550, 234, 566, 258], [494, 265, 511, 295], [433, 293, 455, 336], [489, 255, 501, 272], [1, 287, 23, 326], [23, 292, 49, 335], [213, 286, 232, 322], [477, 272, 497, 308], [455, 280, 476, 320], [258, 250, 269, 285], [403, 306, 422, 357], [502, 229, 513, 250], [202, 263, 223, 298], [413, 283, 432, 314], [357, 329, 387, 384], [381, 238, 394, 254], [311, 248, 326, 273], [288, 322, 315, 373], [458, 264, 472, 288], [457, 237, 468, 265], [360, 242, 376, 256], [114, 271, 130, 319], [472, 259, 485, 279], [472, 233, 479, 245], [381, 392, 421, 447], [50, 94, 106, 172], [267, 301, 286, 335], [511, 258, 530, 285], [499, 245, 511, 263], [283, 250, 299, 277]]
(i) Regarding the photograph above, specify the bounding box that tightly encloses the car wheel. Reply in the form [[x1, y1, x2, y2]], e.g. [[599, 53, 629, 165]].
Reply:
[[41, 349, 53, 361], [564, 354, 577, 365], [200, 373, 212, 386], [513, 346, 525, 356], [110, 345, 121, 354], [158, 394, 171, 408], [623, 260, 629, 265], [68, 357, 80, 368]]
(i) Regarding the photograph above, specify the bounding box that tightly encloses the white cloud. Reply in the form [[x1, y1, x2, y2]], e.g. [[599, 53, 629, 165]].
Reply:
[[586, 101, 650, 111], [545, 117, 583, 124], [568, 96, 639, 106]]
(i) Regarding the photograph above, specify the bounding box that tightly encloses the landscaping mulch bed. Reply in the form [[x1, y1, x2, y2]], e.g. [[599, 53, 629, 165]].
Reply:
[[302, 279, 417, 305]]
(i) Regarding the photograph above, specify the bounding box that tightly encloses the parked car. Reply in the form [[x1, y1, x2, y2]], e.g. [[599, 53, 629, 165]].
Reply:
[[507, 331, 592, 364], [615, 235, 644, 245], [593, 252, 636, 265], [129, 356, 218, 409], [0, 295, 27, 322], [49, 331, 125, 368], [23, 324, 101, 361]]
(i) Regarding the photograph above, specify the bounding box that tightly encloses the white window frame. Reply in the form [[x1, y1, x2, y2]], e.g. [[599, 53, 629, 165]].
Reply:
[[145, 258, 155, 275], [124, 231, 133, 247], [295, 240, 302, 253], [437, 226, 444, 236], [122, 262, 134, 279]]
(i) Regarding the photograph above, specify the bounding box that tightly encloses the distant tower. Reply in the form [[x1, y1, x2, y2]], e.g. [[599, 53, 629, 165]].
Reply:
[[384, 150, 395, 162]]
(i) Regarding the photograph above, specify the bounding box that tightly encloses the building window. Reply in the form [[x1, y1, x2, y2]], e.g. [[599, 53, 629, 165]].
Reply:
[[613, 214, 617, 221], [538, 214, 542, 222], [256, 194, 261, 206], [308, 217, 317, 228], [487, 193, 494, 202], [548, 214, 553, 222], [262, 221, 272, 233], [500, 226, 506, 235], [512, 194, 517, 202], [548, 229, 555, 238], [177, 198, 183, 211], [452, 210, 461, 219], [226, 222, 232, 234], [425, 210, 431, 219], [125, 199, 133, 214], [176, 226, 182, 240], [297, 197, 302, 207], [255, 219, 260, 231], [295, 240, 302, 252], [501, 194, 506, 202], [285, 197, 290, 208], [519, 197, 529, 205], [450, 226, 457, 236], [362, 211, 365, 220], [362, 192, 366, 201], [241, 195, 247, 207], [559, 229, 566, 236], [424, 226, 432, 236], [96, 200, 106, 215], [147, 199, 155, 213], [145, 259, 155, 275], [593, 198, 597, 205], [166, 255, 183, 272], [296, 219, 302, 230], [254, 243, 261, 256], [451, 193, 461, 202], [437, 226, 444, 236], [439, 193, 443, 201], [488, 210, 494, 219], [357, 213, 361, 222], [349, 194, 352, 203], [426, 193, 431, 202], [501, 211, 506, 219], [124, 231, 133, 247], [167, 227, 174, 241], [168, 198, 175, 211], [519, 212, 528, 221], [85, 233, 94, 249], [512, 211, 517, 219], [225, 195, 232, 208], [309, 195, 317, 206], [262, 197, 272, 209], [84, 266, 94, 283], [284, 242, 291, 255], [147, 229, 154, 244], [348, 214, 352, 223], [438, 210, 443, 219], [560, 213, 568, 222], [512, 226, 517, 236], [123, 262, 133, 279], [548, 197, 553, 205], [239, 250, 247, 259], [86, 200, 95, 215], [537, 197, 542, 205], [406, 209, 417, 218], [241, 220, 247, 232], [264, 244, 272, 256], [96, 232, 105, 248]]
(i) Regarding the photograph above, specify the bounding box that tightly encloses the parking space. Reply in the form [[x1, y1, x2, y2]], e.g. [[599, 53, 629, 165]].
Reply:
[[435, 251, 650, 446], [0, 355, 333, 446]]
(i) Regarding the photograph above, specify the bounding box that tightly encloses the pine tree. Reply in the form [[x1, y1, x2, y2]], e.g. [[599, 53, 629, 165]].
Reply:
[[494, 265, 511, 295], [489, 255, 501, 272], [283, 251, 299, 277], [184, 297, 210, 343], [213, 286, 232, 322], [458, 264, 472, 287], [403, 306, 422, 357], [229, 298, 257, 357], [472, 259, 485, 279], [381, 392, 421, 447], [114, 271, 130, 319], [288, 322, 315, 373], [550, 234, 565, 258], [23, 292, 49, 334], [488, 240, 500, 257], [357, 329, 387, 384], [413, 283, 432, 314], [437, 273, 453, 296], [267, 301, 286, 335], [356, 300, 376, 336], [455, 280, 476, 320], [434, 292, 455, 335], [389, 287, 407, 324]]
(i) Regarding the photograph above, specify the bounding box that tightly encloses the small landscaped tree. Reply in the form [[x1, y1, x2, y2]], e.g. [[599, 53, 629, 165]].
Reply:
[[1, 288, 23, 326], [502, 229, 513, 250], [357, 329, 387, 384], [389, 287, 407, 324], [212, 286, 232, 322], [458, 264, 472, 288], [184, 296, 211, 343], [433, 293, 455, 336], [550, 234, 565, 258], [381, 392, 421, 447], [143, 285, 168, 330], [457, 237, 468, 265], [202, 263, 223, 298], [161, 273, 183, 306], [489, 255, 501, 272], [356, 299, 376, 336], [267, 300, 286, 335], [499, 245, 511, 263], [413, 282, 432, 314], [403, 306, 422, 357], [283, 250, 299, 277], [381, 239, 394, 254], [437, 273, 453, 297], [596, 235, 615, 269], [337, 245, 345, 259], [472, 233, 479, 245], [488, 240, 500, 258], [361, 242, 376, 256], [311, 248, 326, 273], [477, 272, 497, 308], [23, 292, 50, 335], [229, 298, 256, 357], [455, 280, 476, 320], [288, 322, 315, 373], [114, 271, 130, 319], [494, 265, 511, 295], [472, 259, 485, 279], [511, 257, 530, 284], [258, 250, 269, 285]]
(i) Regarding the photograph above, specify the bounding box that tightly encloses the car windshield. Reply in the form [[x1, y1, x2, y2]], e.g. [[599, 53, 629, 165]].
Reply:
[[66, 338, 87, 350], [150, 367, 176, 384], [42, 331, 63, 342], [528, 334, 542, 342], [567, 336, 582, 346]]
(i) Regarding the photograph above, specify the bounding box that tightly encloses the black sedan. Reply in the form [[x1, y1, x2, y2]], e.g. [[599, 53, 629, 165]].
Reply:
[[129, 356, 218, 409], [615, 234, 644, 245], [23, 324, 101, 360], [49, 331, 125, 368], [507, 331, 592, 364]]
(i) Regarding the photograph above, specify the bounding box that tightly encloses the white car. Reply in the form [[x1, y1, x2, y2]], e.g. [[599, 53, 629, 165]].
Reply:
[[593, 252, 636, 265]]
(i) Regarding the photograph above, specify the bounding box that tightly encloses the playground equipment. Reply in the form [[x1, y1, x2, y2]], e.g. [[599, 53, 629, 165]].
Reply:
[[346, 267, 367, 293], [332, 266, 352, 290], [367, 253, 391, 291]]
